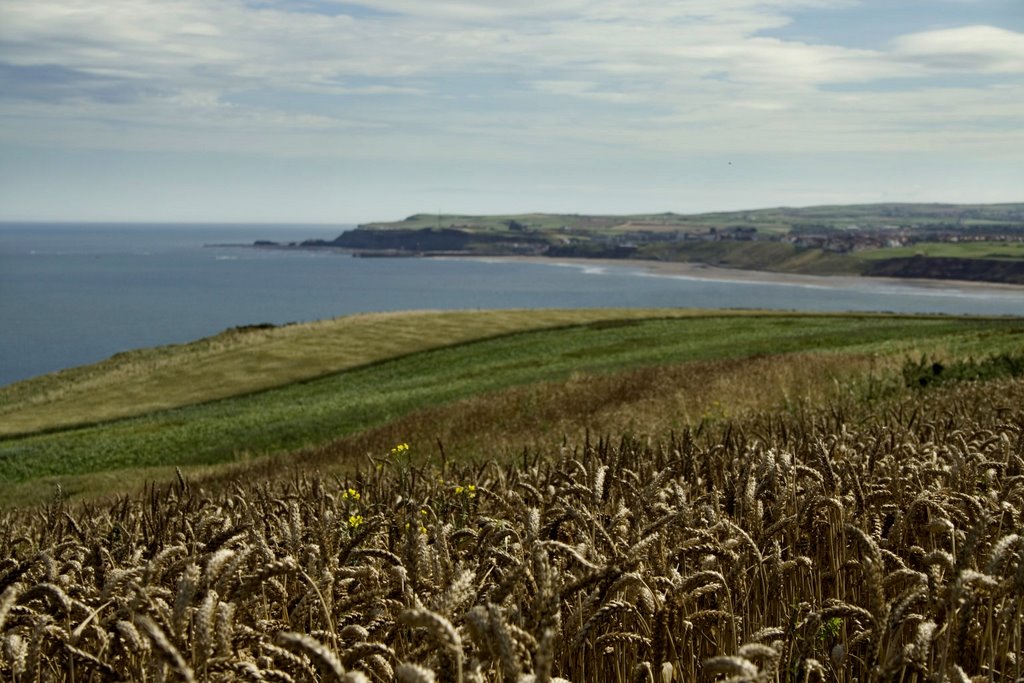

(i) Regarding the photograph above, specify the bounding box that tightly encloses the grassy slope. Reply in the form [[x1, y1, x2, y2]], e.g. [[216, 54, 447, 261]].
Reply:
[[854, 240, 1024, 261], [635, 240, 864, 274], [4, 311, 1024, 506], [0, 308, 719, 436]]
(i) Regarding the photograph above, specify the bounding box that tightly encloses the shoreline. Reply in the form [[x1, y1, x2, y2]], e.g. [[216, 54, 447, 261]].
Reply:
[[235, 242, 1024, 294], [457, 255, 1024, 295]]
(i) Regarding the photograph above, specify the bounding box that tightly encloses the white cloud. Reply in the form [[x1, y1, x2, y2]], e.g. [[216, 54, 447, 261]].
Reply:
[[892, 25, 1024, 73], [0, 0, 1021, 167], [333, 0, 593, 21], [675, 37, 894, 84], [0, 0, 868, 97], [528, 79, 647, 103]]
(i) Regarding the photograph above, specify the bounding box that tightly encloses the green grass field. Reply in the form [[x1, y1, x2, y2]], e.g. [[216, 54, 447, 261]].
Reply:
[[0, 308, 715, 436], [4, 310, 1024, 506], [854, 240, 1024, 261]]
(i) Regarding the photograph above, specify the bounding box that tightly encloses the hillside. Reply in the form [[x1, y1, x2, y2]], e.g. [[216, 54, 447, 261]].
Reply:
[[2, 311, 1023, 681], [0, 309, 708, 437], [4, 309, 1024, 507], [359, 203, 1024, 234], [279, 203, 1024, 284]]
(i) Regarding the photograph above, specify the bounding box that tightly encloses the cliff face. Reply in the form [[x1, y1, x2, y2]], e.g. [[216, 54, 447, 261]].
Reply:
[[864, 256, 1024, 285], [329, 227, 550, 254], [333, 228, 470, 250]]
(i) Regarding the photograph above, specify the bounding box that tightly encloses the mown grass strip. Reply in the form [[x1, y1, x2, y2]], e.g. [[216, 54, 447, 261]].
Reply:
[[0, 308, 720, 436], [3, 313, 1022, 487]]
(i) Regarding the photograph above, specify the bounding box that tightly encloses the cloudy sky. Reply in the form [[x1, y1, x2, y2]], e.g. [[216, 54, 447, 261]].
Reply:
[[0, 0, 1021, 223]]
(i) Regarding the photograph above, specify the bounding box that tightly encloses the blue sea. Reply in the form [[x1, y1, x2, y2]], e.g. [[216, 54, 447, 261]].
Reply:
[[2, 222, 1023, 387]]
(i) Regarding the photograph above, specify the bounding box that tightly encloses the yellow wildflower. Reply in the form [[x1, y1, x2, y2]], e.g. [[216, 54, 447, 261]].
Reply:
[[348, 514, 364, 529]]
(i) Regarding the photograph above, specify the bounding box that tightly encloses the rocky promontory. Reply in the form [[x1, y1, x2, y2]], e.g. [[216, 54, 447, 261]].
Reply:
[[318, 226, 549, 256]]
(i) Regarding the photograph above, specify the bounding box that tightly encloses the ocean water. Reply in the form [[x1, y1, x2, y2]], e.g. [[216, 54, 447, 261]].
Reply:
[[2, 222, 1023, 387]]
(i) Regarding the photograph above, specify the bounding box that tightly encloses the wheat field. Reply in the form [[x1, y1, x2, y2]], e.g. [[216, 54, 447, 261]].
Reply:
[[2, 374, 1022, 682]]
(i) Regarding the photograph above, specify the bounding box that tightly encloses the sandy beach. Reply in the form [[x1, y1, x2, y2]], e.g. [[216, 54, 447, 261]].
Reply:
[[469, 255, 1024, 295]]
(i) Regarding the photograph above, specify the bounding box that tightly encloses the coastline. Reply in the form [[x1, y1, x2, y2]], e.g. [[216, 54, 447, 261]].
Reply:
[[459, 255, 1024, 295], [237, 241, 1024, 294]]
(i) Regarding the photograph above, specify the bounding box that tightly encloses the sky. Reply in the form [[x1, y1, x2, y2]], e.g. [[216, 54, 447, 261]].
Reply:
[[0, 0, 1022, 224]]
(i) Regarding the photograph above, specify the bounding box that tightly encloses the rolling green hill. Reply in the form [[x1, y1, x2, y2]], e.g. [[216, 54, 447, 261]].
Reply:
[[0, 309, 713, 436], [3, 309, 1024, 506]]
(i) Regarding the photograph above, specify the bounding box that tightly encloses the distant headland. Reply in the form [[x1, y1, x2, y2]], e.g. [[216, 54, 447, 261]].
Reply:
[[253, 202, 1024, 285]]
